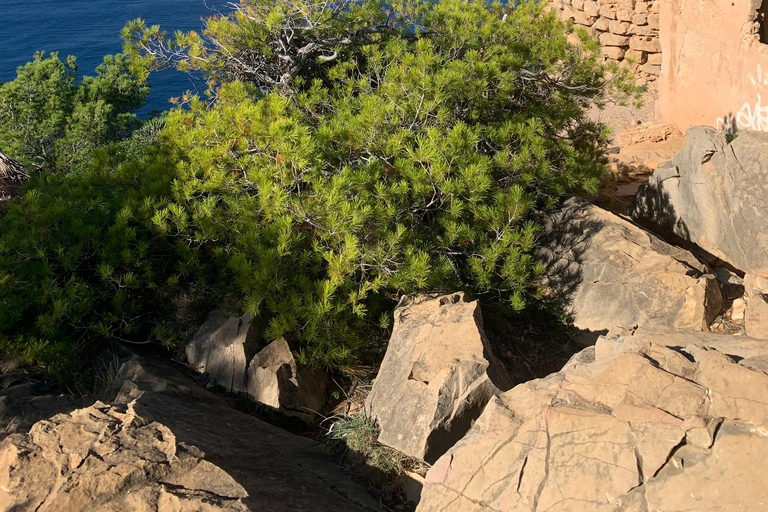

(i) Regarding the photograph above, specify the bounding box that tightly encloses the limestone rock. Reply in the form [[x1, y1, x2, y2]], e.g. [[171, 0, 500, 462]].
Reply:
[[0, 401, 248, 511], [0, 357, 373, 511], [538, 198, 721, 340], [417, 327, 768, 512], [365, 293, 513, 463], [186, 310, 250, 392], [630, 35, 660, 52], [599, 32, 630, 46], [614, 121, 681, 147], [247, 338, 327, 421], [400, 471, 426, 506], [598, 123, 685, 215], [714, 267, 745, 300], [730, 297, 747, 323], [631, 127, 768, 276], [553, 0, 660, 80]]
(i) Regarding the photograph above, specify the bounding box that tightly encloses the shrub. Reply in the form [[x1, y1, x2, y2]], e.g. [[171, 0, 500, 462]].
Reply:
[[0, 0, 639, 381], [0, 145, 190, 381]]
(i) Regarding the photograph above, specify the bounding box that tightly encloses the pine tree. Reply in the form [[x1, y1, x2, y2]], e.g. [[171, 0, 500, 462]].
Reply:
[[0, 52, 149, 174], [0, 0, 639, 380]]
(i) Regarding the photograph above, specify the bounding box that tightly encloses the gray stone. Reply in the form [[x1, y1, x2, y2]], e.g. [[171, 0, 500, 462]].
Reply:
[[186, 310, 250, 392], [631, 127, 768, 276], [247, 338, 328, 421], [538, 198, 722, 340]]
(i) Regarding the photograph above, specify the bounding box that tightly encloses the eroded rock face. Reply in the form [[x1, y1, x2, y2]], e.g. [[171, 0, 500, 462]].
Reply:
[[631, 126, 768, 276], [0, 401, 248, 512], [247, 338, 327, 421], [365, 293, 513, 463], [539, 198, 722, 339], [417, 326, 768, 512], [186, 310, 251, 393]]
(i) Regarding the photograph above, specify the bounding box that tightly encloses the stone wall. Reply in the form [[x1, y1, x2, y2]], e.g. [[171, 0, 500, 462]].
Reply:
[[657, 0, 768, 132], [554, 0, 662, 84]]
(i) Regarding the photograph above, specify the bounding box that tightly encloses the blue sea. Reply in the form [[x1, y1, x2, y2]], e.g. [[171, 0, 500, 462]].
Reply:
[[0, 0, 234, 115]]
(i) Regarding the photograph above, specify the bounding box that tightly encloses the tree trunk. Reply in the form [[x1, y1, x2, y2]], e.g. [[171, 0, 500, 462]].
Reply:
[[0, 149, 29, 199]]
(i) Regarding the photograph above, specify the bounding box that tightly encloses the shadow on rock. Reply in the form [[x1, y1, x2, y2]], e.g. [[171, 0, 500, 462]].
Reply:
[[115, 357, 380, 511]]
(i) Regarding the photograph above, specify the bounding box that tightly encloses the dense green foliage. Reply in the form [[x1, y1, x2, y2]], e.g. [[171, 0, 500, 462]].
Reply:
[[0, 52, 148, 174], [0, 0, 638, 381]]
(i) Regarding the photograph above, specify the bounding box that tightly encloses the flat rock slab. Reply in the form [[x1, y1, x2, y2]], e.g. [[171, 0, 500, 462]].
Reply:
[[116, 357, 378, 512], [417, 326, 768, 512]]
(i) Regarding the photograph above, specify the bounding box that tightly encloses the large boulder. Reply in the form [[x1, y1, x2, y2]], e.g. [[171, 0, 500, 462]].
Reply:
[[630, 126, 768, 276], [365, 293, 513, 464], [418, 326, 768, 512], [538, 198, 722, 339], [0, 401, 248, 511], [247, 338, 327, 421], [186, 310, 251, 393]]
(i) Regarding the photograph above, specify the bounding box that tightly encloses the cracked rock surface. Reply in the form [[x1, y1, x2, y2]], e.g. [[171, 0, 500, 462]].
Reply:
[[417, 326, 768, 512], [185, 309, 251, 393], [538, 198, 722, 340], [0, 400, 248, 511], [115, 357, 378, 511]]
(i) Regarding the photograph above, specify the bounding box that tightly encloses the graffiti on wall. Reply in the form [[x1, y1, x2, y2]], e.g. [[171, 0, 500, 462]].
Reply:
[[716, 65, 768, 133]]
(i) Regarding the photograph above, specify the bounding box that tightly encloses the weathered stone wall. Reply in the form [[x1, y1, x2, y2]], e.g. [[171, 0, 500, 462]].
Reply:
[[554, 0, 661, 84], [658, 0, 768, 132]]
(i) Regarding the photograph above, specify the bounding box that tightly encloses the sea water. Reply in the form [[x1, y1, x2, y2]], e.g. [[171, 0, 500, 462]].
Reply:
[[0, 0, 233, 115]]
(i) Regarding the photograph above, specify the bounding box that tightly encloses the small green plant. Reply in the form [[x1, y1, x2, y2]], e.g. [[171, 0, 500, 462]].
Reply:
[[89, 354, 125, 402], [326, 412, 425, 500]]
